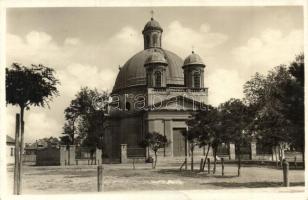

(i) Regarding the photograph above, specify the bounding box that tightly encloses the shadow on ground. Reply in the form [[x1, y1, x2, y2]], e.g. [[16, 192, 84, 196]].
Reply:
[[202, 181, 305, 188], [156, 169, 238, 178]]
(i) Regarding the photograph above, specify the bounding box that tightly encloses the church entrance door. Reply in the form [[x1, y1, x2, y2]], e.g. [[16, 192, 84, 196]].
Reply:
[[173, 128, 186, 156]]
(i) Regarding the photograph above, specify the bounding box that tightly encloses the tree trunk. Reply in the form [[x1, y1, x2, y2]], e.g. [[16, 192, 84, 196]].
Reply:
[[302, 145, 305, 168], [202, 145, 211, 171], [279, 146, 283, 167], [154, 151, 157, 169], [191, 146, 194, 172], [237, 145, 241, 177], [274, 146, 278, 168], [213, 147, 217, 174], [68, 145, 71, 165], [14, 113, 20, 194], [19, 106, 25, 194]]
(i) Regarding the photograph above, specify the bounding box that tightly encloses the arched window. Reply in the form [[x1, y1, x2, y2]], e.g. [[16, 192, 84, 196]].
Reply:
[[153, 34, 158, 47], [125, 102, 131, 111], [193, 72, 201, 88], [146, 35, 150, 47], [154, 71, 162, 87]]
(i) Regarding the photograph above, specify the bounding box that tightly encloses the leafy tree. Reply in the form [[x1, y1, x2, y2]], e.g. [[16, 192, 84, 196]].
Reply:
[[182, 126, 201, 172], [186, 105, 224, 173], [61, 87, 108, 161], [243, 61, 303, 166], [286, 54, 304, 163], [142, 132, 168, 169], [6, 63, 59, 172], [219, 99, 252, 176]]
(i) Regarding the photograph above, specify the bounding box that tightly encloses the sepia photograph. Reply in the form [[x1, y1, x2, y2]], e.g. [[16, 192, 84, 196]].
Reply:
[[1, 1, 306, 199]]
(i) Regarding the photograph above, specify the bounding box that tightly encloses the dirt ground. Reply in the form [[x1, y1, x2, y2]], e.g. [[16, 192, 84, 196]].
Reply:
[[6, 163, 305, 194]]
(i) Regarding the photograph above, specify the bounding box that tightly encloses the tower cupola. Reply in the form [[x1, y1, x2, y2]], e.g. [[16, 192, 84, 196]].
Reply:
[[144, 49, 168, 88], [183, 51, 206, 88], [142, 17, 163, 49]]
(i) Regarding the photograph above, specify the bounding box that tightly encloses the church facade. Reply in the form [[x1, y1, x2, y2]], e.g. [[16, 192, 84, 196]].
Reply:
[[103, 17, 209, 162]]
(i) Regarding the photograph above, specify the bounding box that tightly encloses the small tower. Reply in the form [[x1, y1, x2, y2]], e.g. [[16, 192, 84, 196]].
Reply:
[[144, 50, 168, 88], [142, 16, 163, 49], [183, 51, 205, 88]]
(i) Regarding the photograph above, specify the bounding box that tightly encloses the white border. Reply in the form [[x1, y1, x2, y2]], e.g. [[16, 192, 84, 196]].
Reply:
[[0, 0, 307, 200]]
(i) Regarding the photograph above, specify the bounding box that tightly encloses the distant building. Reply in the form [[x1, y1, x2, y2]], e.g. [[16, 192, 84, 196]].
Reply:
[[6, 135, 15, 165]]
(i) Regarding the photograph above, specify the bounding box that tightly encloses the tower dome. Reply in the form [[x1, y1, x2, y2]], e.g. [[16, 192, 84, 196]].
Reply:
[[144, 50, 167, 65], [142, 17, 163, 33], [183, 51, 205, 88], [183, 51, 205, 67]]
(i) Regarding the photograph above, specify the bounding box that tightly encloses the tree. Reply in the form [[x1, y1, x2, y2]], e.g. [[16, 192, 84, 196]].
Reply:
[[142, 132, 168, 169], [182, 126, 201, 172], [243, 62, 302, 166], [286, 54, 304, 163], [6, 63, 59, 193], [186, 105, 224, 173], [219, 99, 252, 176], [61, 87, 108, 161]]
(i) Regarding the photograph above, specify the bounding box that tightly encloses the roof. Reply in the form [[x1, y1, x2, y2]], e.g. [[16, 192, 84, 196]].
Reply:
[[183, 51, 205, 67], [6, 135, 15, 144], [142, 18, 163, 33], [112, 48, 184, 92]]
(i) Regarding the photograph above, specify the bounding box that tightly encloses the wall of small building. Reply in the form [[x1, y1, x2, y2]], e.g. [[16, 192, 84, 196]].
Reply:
[[6, 144, 15, 165]]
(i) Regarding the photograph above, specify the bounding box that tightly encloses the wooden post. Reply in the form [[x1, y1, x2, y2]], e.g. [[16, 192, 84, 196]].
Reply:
[[221, 158, 224, 176], [282, 159, 289, 187], [184, 158, 187, 170], [14, 114, 20, 195], [97, 165, 103, 192], [294, 156, 297, 169], [200, 158, 203, 172], [207, 158, 211, 174]]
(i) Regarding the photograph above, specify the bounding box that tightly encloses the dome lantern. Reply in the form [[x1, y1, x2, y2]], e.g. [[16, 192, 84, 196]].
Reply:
[[142, 17, 163, 50]]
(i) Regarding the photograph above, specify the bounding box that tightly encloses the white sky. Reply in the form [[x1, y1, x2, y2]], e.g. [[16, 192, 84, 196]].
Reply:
[[5, 7, 304, 142]]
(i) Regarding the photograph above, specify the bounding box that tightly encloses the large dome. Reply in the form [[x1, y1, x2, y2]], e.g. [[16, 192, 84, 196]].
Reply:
[[112, 48, 184, 92]]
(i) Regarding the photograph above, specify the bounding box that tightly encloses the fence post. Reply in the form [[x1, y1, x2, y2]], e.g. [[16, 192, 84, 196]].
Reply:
[[221, 157, 224, 176], [282, 159, 289, 187], [207, 158, 211, 174], [294, 156, 297, 169], [200, 158, 203, 172], [97, 165, 104, 192]]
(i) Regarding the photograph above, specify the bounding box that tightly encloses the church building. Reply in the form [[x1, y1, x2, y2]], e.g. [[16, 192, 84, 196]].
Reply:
[[103, 16, 209, 162]]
